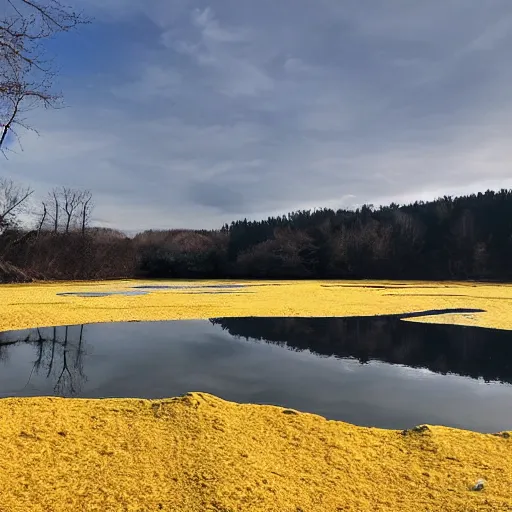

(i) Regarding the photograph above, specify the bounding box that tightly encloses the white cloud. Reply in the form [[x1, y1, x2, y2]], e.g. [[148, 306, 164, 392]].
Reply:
[[467, 15, 512, 51], [168, 7, 274, 97], [191, 7, 248, 43], [4, 0, 512, 231], [111, 65, 182, 101]]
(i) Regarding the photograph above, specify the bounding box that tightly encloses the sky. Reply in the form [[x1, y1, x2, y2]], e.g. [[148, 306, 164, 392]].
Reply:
[[3, 0, 512, 232]]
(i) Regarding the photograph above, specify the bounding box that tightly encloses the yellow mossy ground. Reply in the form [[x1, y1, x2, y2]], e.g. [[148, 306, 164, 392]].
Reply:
[[0, 392, 511, 512], [1, 279, 512, 511], [1, 279, 512, 332]]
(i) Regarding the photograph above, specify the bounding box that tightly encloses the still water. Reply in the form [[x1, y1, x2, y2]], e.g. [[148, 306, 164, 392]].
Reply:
[[0, 315, 511, 433]]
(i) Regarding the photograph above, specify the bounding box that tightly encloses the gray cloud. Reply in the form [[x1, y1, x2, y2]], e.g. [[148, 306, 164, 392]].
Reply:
[[3, 0, 512, 231]]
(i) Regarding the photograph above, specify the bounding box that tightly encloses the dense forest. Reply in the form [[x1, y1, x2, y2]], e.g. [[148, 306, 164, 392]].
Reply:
[[1, 185, 512, 283]]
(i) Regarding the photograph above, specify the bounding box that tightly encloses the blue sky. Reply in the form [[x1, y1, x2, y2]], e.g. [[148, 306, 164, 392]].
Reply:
[[3, 0, 512, 231]]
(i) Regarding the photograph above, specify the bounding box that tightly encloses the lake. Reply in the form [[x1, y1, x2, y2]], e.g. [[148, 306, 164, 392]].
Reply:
[[1, 315, 511, 433]]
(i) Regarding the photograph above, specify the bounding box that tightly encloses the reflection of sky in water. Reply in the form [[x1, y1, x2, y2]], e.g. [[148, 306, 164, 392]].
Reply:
[[56, 284, 249, 297], [132, 284, 247, 290], [1, 317, 512, 433], [57, 291, 148, 297]]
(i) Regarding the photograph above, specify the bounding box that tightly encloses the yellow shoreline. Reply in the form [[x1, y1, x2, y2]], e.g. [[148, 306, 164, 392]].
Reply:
[[1, 280, 512, 510], [1, 279, 512, 332], [1, 392, 511, 512]]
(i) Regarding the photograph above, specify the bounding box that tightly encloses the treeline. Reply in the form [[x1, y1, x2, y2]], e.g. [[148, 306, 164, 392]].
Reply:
[[1, 185, 512, 282], [137, 188, 512, 281]]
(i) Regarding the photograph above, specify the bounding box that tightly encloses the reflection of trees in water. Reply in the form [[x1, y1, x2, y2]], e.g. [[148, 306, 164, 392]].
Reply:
[[1, 315, 511, 396], [0, 325, 87, 396], [210, 316, 512, 384]]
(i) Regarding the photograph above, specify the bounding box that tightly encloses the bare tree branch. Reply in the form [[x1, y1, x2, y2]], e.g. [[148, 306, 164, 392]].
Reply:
[[43, 187, 60, 232], [61, 186, 82, 233], [36, 199, 46, 235], [38, 186, 94, 233], [80, 189, 93, 235], [1, 0, 89, 153], [0, 177, 33, 232]]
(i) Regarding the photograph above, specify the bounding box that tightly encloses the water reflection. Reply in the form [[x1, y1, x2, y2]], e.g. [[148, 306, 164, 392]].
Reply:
[[0, 325, 86, 395], [132, 284, 247, 290], [56, 285, 249, 298], [1, 315, 511, 432], [57, 291, 148, 297], [210, 313, 510, 384]]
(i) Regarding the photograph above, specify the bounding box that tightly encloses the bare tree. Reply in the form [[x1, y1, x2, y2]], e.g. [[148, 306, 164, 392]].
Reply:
[[79, 189, 92, 235], [1, 0, 88, 153], [42, 187, 59, 232], [40, 186, 93, 233], [61, 186, 82, 233], [0, 176, 33, 232], [35, 199, 46, 235]]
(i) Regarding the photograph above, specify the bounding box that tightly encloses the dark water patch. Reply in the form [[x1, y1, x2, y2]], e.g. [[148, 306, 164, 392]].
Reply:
[[57, 291, 148, 298], [399, 308, 485, 318], [0, 315, 511, 432]]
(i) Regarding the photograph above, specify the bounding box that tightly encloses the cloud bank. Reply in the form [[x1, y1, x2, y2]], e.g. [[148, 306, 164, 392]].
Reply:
[[3, 0, 512, 231]]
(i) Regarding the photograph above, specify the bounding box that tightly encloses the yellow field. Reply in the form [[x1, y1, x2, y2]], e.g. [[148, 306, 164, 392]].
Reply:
[[0, 392, 510, 512], [1, 279, 512, 511], [1, 279, 512, 332]]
